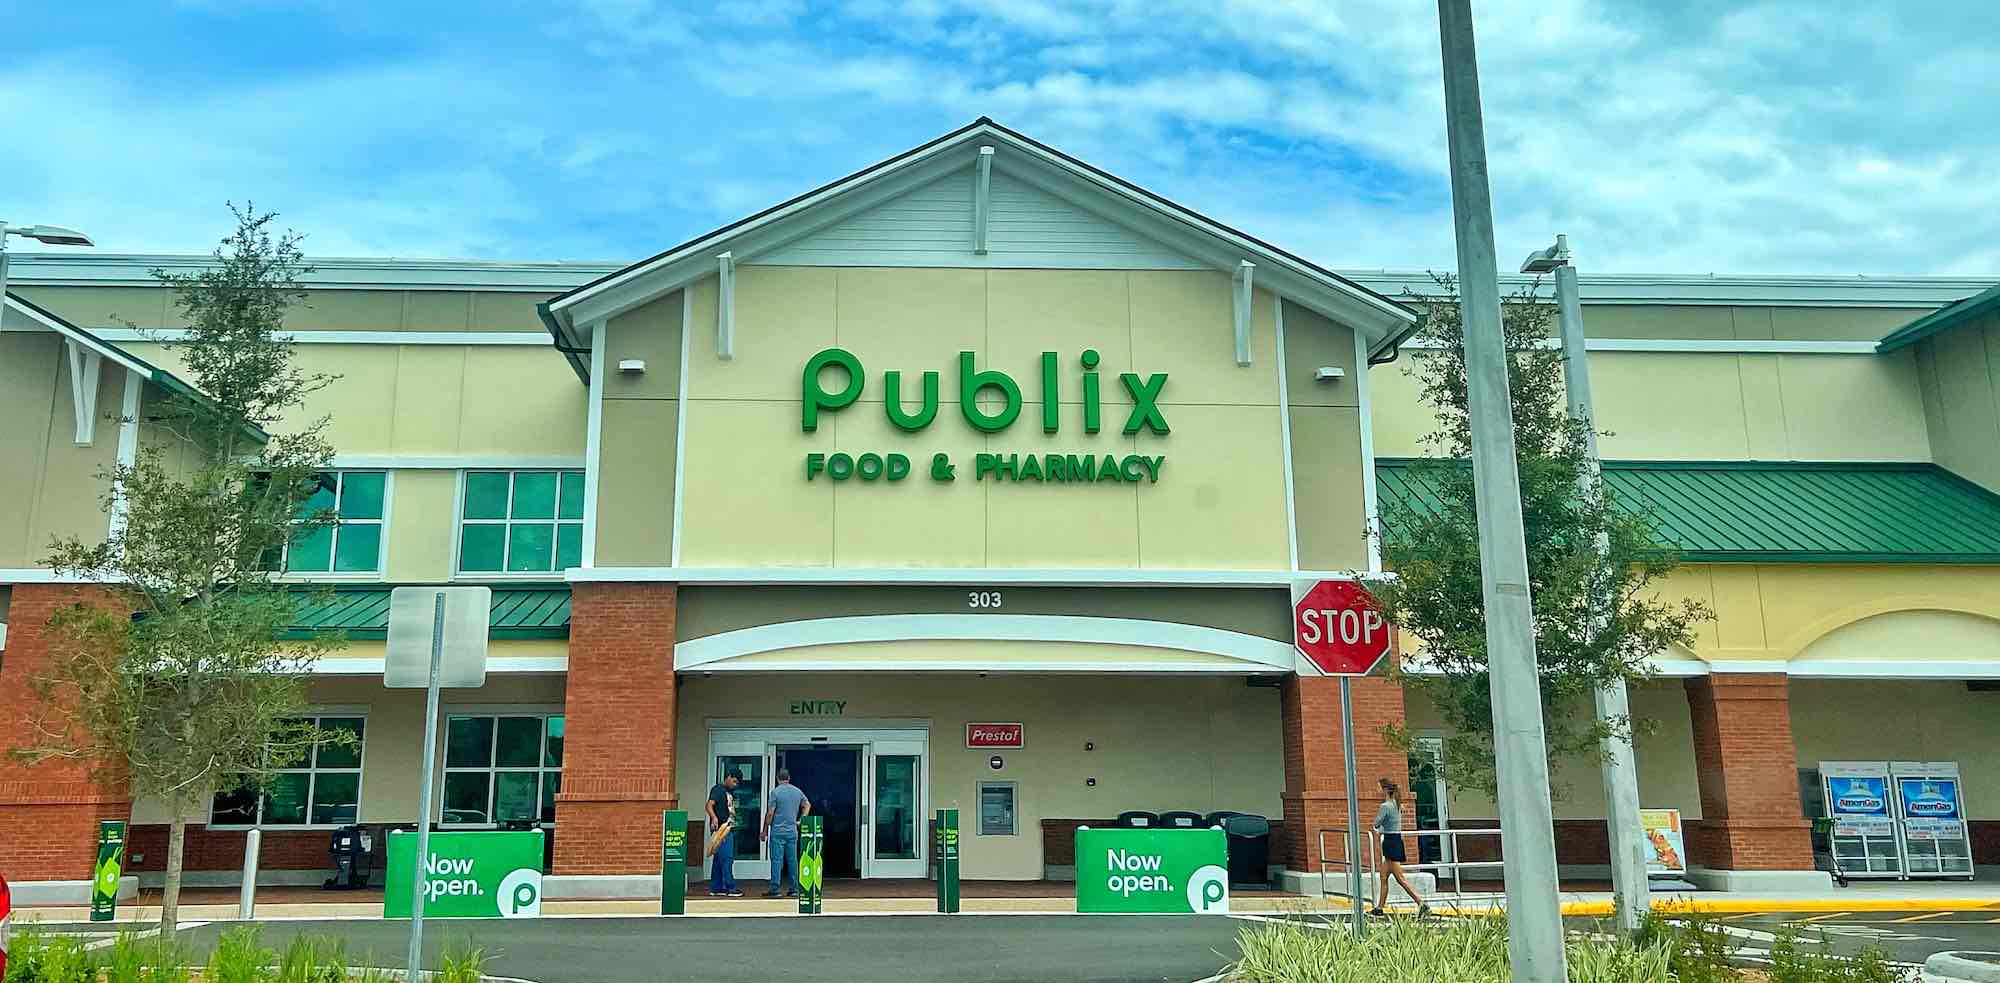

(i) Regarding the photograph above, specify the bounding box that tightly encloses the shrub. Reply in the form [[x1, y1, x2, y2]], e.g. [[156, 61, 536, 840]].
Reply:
[[206, 926, 275, 983], [1768, 927, 1914, 983], [1636, 911, 1741, 983], [4, 928, 92, 983], [435, 939, 491, 983]]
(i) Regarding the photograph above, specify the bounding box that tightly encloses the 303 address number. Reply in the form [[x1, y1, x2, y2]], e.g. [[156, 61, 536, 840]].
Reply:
[[967, 591, 1003, 609]]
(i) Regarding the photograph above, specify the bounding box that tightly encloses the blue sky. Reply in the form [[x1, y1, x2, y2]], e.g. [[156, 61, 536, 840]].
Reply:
[[5, 0, 1995, 274]]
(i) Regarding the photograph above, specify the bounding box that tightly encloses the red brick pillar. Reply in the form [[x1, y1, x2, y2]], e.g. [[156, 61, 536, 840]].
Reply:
[[1685, 674, 1813, 871], [0, 584, 133, 882], [1279, 675, 1409, 873], [553, 582, 678, 875]]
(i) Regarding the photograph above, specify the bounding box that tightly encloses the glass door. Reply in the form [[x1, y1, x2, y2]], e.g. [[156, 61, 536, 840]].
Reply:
[[863, 739, 925, 878], [1410, 737, 1452, 867], [712, 737, 770, 883]]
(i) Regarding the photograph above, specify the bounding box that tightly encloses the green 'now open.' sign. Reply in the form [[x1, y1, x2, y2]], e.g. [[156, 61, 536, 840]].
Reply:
[[1074, 827, 1230, 914], [384, 830, 544, 919]]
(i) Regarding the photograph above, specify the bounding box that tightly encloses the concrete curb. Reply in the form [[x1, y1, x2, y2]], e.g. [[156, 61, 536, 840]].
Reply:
[[1558, 898, 2000, 916], [1923, 952, 2000, 983]]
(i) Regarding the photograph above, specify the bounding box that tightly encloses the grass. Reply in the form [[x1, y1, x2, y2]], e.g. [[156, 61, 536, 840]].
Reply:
[[1226, 910, 1916, 983], [3, 926, 488, 983]]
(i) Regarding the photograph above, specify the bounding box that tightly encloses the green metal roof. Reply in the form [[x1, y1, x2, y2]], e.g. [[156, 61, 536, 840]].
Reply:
[[282, 585, 571, 640], [1877, 281, 2000, 353], [1377, 459, 2000, 564]]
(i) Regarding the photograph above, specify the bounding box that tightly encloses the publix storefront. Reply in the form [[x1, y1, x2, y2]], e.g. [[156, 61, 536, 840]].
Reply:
[[4, 118, 1999, 901]]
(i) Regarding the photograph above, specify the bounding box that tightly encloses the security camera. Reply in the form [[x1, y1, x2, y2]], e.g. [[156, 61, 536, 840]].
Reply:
[[1314, 366, 1345, 382]]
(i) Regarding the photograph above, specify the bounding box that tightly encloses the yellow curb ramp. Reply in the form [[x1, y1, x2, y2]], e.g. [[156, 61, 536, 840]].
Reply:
[[1558, 898, 2000, 917]]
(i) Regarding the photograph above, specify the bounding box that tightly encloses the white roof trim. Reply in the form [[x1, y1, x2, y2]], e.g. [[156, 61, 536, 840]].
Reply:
[[543, 121, 1416, 345], [674, 613, 1295, 673], [4, 295, 154, 376], [570, 566, 1390, 588]]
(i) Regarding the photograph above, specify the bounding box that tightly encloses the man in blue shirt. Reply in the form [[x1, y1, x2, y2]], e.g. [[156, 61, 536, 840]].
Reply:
[[762, 769, 811, 898]]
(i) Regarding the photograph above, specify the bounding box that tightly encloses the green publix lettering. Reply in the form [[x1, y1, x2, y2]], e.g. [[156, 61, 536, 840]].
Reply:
[[802, 348, 1169, 436]]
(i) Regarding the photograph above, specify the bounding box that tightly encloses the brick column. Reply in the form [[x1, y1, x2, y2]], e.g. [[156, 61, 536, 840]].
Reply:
[[1684, 673, 1813, 871], [0, 584, 133, 881], [553, 582, 678, 875], [1278, 674, 1409, 872]]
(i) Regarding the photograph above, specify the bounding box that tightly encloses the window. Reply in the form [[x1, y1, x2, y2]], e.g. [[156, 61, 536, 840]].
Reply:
[[978, 782, 1016, 836], [457, 471, 583, 574], [286, 471, 386, 574], [211, 716, 365, 827], [442, 713, 563, 826]]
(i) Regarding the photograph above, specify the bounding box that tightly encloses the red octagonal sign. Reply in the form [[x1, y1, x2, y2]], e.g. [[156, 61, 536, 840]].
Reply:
[[1293, 580, 1392, 676]]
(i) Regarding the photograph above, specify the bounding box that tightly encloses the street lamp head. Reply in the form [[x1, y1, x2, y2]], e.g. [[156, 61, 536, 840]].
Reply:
[[1519, 240, 1567, 274], [11, 224, 95, 247]]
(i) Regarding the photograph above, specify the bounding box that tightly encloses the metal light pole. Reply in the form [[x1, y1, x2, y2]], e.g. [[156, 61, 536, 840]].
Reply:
[[1434, 2, 1569, 980], [1523, 236, 1650, 934], [0, 222, 97, 313]]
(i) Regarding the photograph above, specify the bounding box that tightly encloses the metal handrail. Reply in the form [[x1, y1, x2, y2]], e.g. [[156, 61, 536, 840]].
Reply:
[[1319, 826, 1509, 905]]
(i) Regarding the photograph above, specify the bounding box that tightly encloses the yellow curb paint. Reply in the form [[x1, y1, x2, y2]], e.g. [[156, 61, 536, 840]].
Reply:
[[1887, 911, 1952, 923]]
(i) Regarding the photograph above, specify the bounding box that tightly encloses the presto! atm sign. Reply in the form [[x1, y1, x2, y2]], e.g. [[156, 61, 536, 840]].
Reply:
[[1074, 827, 1229, 914]]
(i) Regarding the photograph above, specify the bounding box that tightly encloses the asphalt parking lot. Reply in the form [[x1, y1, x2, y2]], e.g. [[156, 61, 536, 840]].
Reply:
[[174, 915, 1250, 983], [1686, 909, 2000, 966]]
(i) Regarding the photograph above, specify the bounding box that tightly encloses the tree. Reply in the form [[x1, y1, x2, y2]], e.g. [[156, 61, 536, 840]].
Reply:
[[15, 206, 341, 934], [1372, 275, 1709, 801]]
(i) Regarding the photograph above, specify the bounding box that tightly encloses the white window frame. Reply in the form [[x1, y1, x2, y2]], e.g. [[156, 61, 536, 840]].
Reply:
[[281, 470, 390, 580], [977, 781, 1018, 836], [439, 710, 565, 829], [207, 710, 369, 830], [453, 469, 585, 578]]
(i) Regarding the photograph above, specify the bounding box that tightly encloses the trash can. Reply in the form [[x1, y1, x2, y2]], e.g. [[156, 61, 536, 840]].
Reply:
[[1203, 810, 1243, 830], [1115, 810, 1160, 829], [1159, 810, 1205, 829], [1221, 814, 1272, 888]]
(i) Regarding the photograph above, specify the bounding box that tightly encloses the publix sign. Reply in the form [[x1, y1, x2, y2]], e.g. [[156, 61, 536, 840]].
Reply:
[[1074, 827, 1229, 914], [384, 831, 543, 919], [801, 348, 1170, 486]]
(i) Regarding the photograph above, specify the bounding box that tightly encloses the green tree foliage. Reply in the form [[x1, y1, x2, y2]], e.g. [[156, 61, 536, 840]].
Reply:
[[1372, 276, 1708, 800], [14, 206, 340, 934]]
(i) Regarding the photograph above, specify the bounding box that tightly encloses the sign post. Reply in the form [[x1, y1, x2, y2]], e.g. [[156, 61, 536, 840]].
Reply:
[[798, 816, 824, 914], [935, 809, 960, 913], [1293, 579, 1393, 939], [91, 820, 126, 922], [386, 587, 490, 982], [660, 811, 688, 915]]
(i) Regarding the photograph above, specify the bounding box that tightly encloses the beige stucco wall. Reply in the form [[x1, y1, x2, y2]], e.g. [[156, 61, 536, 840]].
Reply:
[[658, 266, 1304, 570], [592, 290, 685, 566], [1915, 314, 2000, 493], [130, 668, 568, 828], [1370, 349, 1933, 461], [1661, 564, 2000, 663], [0, 333, 126, 567], [1580, 304, 1915, 342], [674, 671, 1284, 880], [1790, 679, 2000, 820], [16, 286, 547, 335]]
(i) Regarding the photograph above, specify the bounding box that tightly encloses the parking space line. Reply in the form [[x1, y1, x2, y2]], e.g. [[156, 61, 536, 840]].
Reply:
[[1800, 911, 1851, 923], [1888, 911, 1951, 924], [1719, 913, 1762, 922]]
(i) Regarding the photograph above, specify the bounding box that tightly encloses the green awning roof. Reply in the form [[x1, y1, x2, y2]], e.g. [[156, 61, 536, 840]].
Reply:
[[1877, 281, 2000, 353], [282, 585, 571, 639], [1377, 459, 2000, 564]]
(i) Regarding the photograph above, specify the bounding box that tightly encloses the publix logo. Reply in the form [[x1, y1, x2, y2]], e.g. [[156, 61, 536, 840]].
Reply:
[[1104, 849, 1229, 914], [420, 853, 542, 918]]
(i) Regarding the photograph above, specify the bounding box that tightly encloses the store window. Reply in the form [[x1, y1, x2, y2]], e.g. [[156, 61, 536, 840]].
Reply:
[[457, 471, 584, 574], [285, 471, 386, 574], [211, 716, 365, 827], [978, 782, 1016, 836], [442, 713, 564, 826]]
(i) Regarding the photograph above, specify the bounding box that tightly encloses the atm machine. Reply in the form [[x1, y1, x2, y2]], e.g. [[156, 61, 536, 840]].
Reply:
[[1818, 761, 1904, 879], [1891, 761, 1975, 879]]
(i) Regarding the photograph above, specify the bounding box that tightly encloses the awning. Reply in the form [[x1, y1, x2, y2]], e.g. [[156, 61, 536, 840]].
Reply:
[[1376, 459, 2000, 564], [282, 585, 571, 639]]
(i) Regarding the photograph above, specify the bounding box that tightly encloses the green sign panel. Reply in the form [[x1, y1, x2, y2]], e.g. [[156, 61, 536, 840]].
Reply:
[[661, 810, 687, 916], [90, 820, 126, 922], [800, 348, 1170, 486], [935, 808, 960, 914], [1074, 827, 1230, 914], [384, 831, 543, 919], [798, 816, 824, 914]]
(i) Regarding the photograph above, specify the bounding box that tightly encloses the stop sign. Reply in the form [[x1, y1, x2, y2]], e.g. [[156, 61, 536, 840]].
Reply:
[[1293, 580, 1392, 676]]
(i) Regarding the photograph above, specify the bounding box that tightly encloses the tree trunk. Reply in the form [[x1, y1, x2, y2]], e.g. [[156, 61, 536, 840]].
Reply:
[[162, 812, 187, 936]]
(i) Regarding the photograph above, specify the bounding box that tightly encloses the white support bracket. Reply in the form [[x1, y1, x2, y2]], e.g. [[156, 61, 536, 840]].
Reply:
[[64, 338, 103, 445], [1232, 260, 1255, 366], [973, 145, 994, 255], [716, 251, 735, 361], [108, 369, 144, 541]]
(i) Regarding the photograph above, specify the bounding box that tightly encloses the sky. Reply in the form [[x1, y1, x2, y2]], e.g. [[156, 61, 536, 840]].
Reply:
[[4, 0, 1995, 275]]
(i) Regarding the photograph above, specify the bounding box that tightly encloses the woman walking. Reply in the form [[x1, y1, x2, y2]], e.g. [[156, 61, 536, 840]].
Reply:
[[1370, 778, 1431, 917]]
